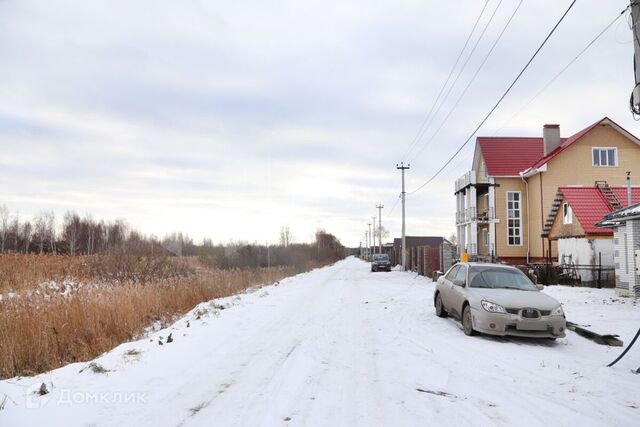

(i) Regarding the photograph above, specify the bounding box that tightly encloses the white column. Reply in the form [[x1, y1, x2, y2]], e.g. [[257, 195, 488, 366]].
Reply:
[[488, 182, 496, 258], [469, 186, 478, 255]]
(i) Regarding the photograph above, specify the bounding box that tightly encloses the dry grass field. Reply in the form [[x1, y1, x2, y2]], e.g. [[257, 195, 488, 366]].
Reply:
[[0, 254, 321, 379]]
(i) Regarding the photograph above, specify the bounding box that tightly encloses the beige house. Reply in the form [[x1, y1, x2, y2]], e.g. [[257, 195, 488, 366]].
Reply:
[[455, 117, 640, 264]]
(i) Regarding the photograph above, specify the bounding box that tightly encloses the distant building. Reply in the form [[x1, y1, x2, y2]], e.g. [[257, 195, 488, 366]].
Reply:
[[455, 117, 640, 264], [391, 236, 443, 265], [391, 236, 453, 276], [597, 203, 640, 297]]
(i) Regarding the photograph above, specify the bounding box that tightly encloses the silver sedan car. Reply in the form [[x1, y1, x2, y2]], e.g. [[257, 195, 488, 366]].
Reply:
[[434, 263, 566, 339]]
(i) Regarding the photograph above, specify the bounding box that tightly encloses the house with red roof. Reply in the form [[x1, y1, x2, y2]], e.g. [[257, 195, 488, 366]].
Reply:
[[454, 117, 640, 264], [545, 186, 640, 285]]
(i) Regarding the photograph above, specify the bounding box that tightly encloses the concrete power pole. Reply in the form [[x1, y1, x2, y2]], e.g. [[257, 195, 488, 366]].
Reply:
[[364, 231, 368, 259], [631, 0, 640, 115], [372, 216, 376, 255], [367, 224, 372, 260], [376, 204, 384, 255], [396, 162, 410, 270]]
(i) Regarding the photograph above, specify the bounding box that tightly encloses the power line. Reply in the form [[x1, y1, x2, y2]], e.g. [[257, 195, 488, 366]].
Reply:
[[407, 0, 505, 161], [407, 0, 578, 196], [496, 5, 630, 132], [388, 192, 401, 214], [411, 0, 523, 161], [400, 0, 490, 161]]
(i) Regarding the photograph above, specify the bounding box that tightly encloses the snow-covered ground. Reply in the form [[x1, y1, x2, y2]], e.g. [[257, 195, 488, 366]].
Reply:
[[1, 257, 639, 427]]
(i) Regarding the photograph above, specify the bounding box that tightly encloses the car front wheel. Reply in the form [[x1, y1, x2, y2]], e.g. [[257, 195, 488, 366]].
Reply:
[[435, 293, 447, 318], [462, 305, 476, 336]]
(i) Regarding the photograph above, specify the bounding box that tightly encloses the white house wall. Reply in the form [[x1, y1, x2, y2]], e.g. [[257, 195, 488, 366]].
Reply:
[[614, 220, 640, 297], [557, 237, 614, 284]]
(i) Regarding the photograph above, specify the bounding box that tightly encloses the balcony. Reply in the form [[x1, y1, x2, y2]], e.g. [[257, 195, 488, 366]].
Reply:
[[455, 170, 492, 193], [456, 206, 496, 225], [456, 207, 478, 225], [455, 170, 476, 193], [476, 207, 495, 223]]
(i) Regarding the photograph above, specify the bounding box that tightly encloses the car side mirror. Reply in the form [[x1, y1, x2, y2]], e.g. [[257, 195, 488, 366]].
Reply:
[[536, 284, 544, 291], [453, 279, 466, 287]]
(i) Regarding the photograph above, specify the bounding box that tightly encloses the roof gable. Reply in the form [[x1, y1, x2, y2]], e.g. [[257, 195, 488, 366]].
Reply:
[[527, 117, 640, 171], [476, 117, 640, 177]]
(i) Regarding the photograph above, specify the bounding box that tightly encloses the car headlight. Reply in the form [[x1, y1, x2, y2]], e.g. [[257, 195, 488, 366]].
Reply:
[[481, 300, 506, 314], [552, 305, 564, 316]]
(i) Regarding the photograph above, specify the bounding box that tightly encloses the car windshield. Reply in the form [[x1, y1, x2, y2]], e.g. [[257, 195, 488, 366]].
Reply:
[[468, 266, 537, 290], [373, 254, 389, 261]]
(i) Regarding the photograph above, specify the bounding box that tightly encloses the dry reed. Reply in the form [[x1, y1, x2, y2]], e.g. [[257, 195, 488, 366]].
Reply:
[[0, 254, 321, 379]]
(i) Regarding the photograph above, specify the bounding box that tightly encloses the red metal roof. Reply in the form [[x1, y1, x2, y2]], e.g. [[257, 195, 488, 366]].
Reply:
[[478, 137, 547, 176], [479, 117, 637, 176], [559, 187, 640, 235]]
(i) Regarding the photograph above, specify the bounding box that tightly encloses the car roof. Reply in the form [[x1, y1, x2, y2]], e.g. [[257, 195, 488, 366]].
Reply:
[[455, 262, 516, 270]]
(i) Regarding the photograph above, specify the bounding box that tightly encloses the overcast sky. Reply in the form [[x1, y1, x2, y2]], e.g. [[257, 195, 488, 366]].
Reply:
[[0, 0, 636, 247]]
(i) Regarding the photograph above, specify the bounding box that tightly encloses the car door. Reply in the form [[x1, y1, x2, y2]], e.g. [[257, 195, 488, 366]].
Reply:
[[448, 265, 468, 318], [439, 265, 459, 311]]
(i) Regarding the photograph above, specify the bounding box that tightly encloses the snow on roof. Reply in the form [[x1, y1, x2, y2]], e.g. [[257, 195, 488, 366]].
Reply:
[[598, 202, 640, 226]]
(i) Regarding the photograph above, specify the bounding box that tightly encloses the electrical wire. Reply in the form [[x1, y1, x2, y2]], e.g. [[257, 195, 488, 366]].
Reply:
[[400, 0, 490, 161], [407, 0, 577, 196], [607, 327, 640, 367], [405, 0, 501, 161], [388, 193, 401, 215], [411, 0, 522, 161], [496, 5, 630, 132]]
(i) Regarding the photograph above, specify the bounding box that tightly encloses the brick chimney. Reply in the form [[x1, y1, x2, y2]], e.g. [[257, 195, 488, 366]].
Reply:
[[543, 124, 560, 156]]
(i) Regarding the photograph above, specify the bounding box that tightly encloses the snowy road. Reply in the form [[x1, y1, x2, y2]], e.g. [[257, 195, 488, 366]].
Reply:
[[1, 257, 640, 426]]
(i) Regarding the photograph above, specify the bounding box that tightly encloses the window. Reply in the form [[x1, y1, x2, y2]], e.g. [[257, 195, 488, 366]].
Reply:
[[562, 203, 572, 224], [507, 191, 522, 245], [468, 266, 536, 290], [445, 265, 460, 281], [453, 265, 467, 286], [482, 228, 489, 246], [592, 147, 617, 167]]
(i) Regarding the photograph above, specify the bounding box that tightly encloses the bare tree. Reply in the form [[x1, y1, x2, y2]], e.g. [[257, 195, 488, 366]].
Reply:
[[448, 233, 457, 245], [45, 211, 56, 253], [11, 213, 20, 251], [63, 212, 81, 255], [279, 225, 294, 247], [84, 214, 96, 255], [0, 205, 9, 252], [375, 226, 390, 243], [34, 213, 47, 253], [22, 221, 32, 253]]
